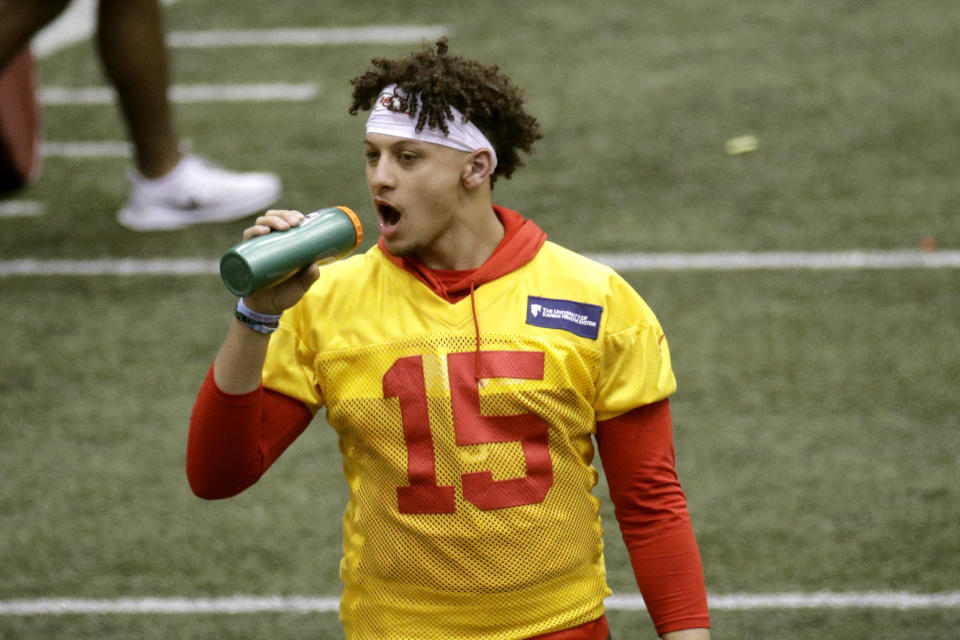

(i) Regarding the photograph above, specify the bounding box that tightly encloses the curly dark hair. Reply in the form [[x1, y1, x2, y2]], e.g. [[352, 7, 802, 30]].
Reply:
[[349, 38, 542, 184]]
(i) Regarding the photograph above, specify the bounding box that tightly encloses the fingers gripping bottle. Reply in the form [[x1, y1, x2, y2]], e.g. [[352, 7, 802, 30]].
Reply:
[[219, 206, 363, 296]]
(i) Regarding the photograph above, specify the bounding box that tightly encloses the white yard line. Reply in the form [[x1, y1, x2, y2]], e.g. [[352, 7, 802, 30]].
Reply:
[[34, 8, 447, 57], [1, 252, 958, 277], [0, 595, 340, 616], [0, 201, 46, 218], [705, 591, 960, 610], [167, 25, 450, 48], [40, 83, 318, 105], [1, 591, 958, 615], [42, 141, 131, 158], [0, 259, 219, 277]]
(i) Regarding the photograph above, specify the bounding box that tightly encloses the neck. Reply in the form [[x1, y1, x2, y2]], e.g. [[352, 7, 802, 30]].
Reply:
[[416, 196, 504, 271]]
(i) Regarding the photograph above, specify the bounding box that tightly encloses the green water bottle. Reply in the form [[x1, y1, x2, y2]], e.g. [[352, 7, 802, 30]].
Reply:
[[219, 206, 363, 296]]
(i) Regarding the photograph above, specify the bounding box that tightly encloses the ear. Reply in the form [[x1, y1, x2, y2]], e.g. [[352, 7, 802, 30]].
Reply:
[[461, 149, 495, 190]]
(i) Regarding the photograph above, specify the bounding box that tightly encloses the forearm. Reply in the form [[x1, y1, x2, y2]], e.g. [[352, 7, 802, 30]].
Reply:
[[663, 629, 709, 640], [596, 401, 711, 635], [212, 209, 320, 394], [213, 317, 272, 394], [187, 364, 312, 499], [187, 364, 266, 498], [189, 209, 319, 498], [189, 313, 277, 497]]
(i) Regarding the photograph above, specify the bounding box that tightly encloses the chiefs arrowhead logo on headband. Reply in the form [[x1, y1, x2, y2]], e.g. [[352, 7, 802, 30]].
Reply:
[[379, 91, 412, 114], [366, 84, 498, 171]]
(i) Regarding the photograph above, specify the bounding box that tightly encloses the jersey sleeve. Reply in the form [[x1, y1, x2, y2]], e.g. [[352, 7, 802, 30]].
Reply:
[[594, 274, 677, 421], [261, 299, 325, 413]]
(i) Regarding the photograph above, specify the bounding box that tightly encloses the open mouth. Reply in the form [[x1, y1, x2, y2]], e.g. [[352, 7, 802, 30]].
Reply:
[[376, 200, 402, 233]]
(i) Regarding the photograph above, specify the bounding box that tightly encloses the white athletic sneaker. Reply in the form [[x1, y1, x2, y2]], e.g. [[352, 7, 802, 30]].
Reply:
[[116, 155, 282, 231]]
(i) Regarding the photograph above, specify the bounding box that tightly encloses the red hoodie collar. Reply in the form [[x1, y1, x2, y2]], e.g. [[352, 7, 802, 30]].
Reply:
[[377, 205, 547, 303]]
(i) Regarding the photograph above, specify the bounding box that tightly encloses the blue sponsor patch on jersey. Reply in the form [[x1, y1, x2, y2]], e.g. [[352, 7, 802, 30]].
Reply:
[[526, 296, 603, 340]]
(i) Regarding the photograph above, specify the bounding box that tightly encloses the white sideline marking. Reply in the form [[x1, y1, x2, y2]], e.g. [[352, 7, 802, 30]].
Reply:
[[0, 201, 46, 218], [587, 250, 960, 270], [0, 596, 340, 616], [1, 252, 958, 277], [619, 591, 960, 611], [40, 83, 318, 105], [1, 592, 958, 615], [0, 259, 219, 277], [167, 25, 450, 48]]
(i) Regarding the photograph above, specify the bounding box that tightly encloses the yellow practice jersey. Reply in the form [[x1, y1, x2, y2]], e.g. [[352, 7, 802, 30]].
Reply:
[[262, 242, 676, 640]]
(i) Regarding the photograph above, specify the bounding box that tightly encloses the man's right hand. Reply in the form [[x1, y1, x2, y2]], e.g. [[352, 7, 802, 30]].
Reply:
[[240, 209, 321, 315]]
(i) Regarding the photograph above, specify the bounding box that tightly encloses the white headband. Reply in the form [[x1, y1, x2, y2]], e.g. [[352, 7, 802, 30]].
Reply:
[[365, 84, 498, 171]]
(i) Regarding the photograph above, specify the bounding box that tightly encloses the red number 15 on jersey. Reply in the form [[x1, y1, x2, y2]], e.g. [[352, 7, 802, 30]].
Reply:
[[384, 351, 554, 514]]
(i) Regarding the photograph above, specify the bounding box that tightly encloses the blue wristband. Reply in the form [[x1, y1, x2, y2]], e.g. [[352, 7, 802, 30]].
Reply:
[[234, 299, 282, 334]]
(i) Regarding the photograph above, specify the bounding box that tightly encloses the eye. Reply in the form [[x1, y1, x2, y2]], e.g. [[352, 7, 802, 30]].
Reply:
[[365, 150, 379, 164], [398, 150, 418, 164]]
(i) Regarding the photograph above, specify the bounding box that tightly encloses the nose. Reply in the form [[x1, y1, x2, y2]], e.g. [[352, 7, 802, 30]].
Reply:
[[367, 156, 396, 193]]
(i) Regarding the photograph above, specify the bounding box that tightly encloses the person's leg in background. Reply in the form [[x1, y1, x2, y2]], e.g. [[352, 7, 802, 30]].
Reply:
[[0, 0, 282, 230], [0, 0, 71, 68], [99, 0, 281, 231], [96, 0, 179, 179]]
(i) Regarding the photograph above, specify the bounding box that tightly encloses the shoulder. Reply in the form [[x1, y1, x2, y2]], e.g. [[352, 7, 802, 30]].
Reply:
[[302, 246, 393, 299], [283, 246, 394, 327], [535, 241, 615, 275], [532, 241, 659, 333], [529, 241, 621, 297]]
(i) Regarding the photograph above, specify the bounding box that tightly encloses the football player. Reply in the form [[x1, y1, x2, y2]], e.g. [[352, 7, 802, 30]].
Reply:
[[188, 39, 710, 640]]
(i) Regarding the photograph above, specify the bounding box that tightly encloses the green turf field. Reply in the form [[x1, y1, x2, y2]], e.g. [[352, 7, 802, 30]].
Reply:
[[2, 1, 958, 638]]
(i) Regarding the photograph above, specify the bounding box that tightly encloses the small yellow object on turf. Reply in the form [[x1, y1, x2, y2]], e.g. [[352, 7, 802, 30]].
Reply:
[[725, 135, 759, 155]]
